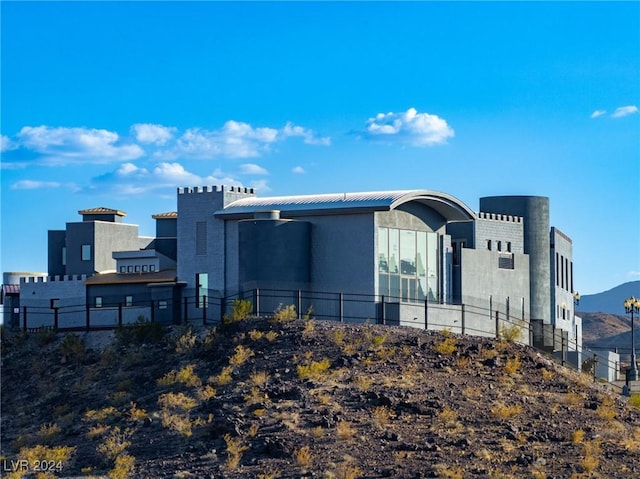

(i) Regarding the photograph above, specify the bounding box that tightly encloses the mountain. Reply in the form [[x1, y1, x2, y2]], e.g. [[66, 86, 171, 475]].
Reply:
[[2, 317, 640, 478], [577, 281, 640, 314], [581, 311, 631, 347]]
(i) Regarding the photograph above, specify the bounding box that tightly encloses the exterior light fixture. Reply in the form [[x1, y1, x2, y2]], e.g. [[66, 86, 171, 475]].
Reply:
[[624, 296, 640, 382]]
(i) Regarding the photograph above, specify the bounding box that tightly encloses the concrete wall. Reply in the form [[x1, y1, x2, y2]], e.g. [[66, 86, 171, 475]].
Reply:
[[550, 227, 579, 350], [475, 213, 524, 254], [19, 275, 87, 329], [48, 230, 66, 276], [480, 196, 550, 327]]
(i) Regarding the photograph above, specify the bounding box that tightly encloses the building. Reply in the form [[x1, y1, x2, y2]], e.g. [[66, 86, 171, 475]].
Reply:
[[176, 186, 580, 350], [10, 185, 581, 353]]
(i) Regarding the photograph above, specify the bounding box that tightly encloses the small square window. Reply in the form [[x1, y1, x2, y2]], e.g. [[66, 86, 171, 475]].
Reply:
[[158, 300, 167, 310], [142, 265, 148, 272], [150, 264, 156, 272], [119, 266, 126, 273], [95, 297, 103, 308], [13, 307, 20, 314], [135, 265, 141, 272], [127, 265, 133, 273], [125, 295, 133, 307], [51, 298, 60, 309]]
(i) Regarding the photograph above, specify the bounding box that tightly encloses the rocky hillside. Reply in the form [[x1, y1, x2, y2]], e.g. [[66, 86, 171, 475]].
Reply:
[[2, 312, 640, 479], [581, 311, 631, 347]]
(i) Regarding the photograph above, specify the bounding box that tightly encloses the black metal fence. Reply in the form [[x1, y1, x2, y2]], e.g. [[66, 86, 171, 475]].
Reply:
[[9, 287, 629, 389]]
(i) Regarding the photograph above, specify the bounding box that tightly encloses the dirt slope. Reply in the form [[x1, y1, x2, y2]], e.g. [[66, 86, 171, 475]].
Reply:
[[2, 316, 640, 479]]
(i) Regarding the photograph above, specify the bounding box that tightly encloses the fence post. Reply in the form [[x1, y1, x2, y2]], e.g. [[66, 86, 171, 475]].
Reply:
[[53, 307, 59, 330], [339, 293, 344, 323], [506, 296, 510, 325], [256, 289, 260, 317], [461, 303, 465, 335], [150, 300, 155, 323], [22, 306, 27, 332], [183, 297, 188, 324], [86, 303, 90, 331], [593, 355, 599, 382], [495, 310, 500, 338], [381, 295, 385, 325], [118, 303, 123, 327], [297, 290, 302, 319], [203, 295, 207, 326], [561, 333, 566, 366], [424, 298, 428, 330]]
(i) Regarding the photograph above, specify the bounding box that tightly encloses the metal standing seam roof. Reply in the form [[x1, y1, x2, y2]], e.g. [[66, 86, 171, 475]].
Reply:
[[215, 189, 476, 221]]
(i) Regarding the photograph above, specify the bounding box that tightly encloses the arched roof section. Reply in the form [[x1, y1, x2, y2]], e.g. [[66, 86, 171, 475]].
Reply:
[[216, 189, 475, 222]]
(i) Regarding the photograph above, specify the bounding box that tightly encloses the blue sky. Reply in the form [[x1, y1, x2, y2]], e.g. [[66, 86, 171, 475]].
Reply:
[[1, 1, 638, 295]]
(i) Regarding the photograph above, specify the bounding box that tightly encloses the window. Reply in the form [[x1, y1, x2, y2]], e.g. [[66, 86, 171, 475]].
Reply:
[[81, 244, 92, 261], [506, 242, 512, 253], [497, 241, 502, 252], [150, 264, 156, 272], [487, 240, 492, 251], [95, 297, 103, 308], [135, 265, 141, 272], [125, 295, 133, 307], [196, 221, 207, 255], [142, 265, 148, 272], [62, 247, 66, 266], [196, 273, 209, 308], [127, 265, 133, 273], [50, 298, 60, 309], [158, 300, 167, 310], [120, 266, 126, 273], [377, 227, 438, 303]]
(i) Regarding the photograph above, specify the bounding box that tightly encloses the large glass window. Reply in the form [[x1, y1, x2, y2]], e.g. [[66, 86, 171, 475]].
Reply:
[[81, 244, 92, 261], [377, 227, 438, 303]]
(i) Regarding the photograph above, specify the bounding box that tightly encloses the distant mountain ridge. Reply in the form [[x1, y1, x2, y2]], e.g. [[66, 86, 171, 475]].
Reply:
[[577, 281, 640, 315]]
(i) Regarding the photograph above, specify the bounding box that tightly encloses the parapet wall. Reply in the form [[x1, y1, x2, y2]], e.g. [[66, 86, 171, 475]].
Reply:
[[477, 212, 523, 223], [177, 185, 256, 195]]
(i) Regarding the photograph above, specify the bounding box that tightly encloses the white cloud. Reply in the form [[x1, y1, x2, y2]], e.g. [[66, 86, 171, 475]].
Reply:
[[17, 126, 144, 165], [248, 179, 270, 193], [364, 107, 454, 146], [590, 110, 607, 119], [1, 134, 18, 152], [292, 166, 306, 174], [89, 161, 243, 196], [282, 122, 331, 146], [628, 270, 640, 278], [131, 123, 177, 145], [10, 179, 61, 190], [611, 105, 638, 118], [238, 163, 269, 175]]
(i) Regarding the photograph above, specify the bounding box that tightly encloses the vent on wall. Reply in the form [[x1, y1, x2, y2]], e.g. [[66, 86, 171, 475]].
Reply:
[[498, 254, 514, 270]]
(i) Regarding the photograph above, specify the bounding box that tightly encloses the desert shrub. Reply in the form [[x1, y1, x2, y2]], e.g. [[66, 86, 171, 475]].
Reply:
[[128, 402, 148, 422], [371, 406, 392, 429], [98, 427, 131, 459], [250, 371, 270, 388], [504, 356, 521, 375], [212, 366, 234, 386], [297, 359, 331, 380], [224, 299, 253, 323], [157, 364, 202, 388], [116, 317, 164, 346], [158, 392, 197, 412], [303, 305, 315, 321], [108, 454, 135, 479], [596, 396, 616, 421], [499, 324, 522, 342], [331, 329, 346, 346], [224, 434, 248, 471], [572, 429, 585, 444], [436, 407, 460, 429], [59, 333, 86, 364], [229, 344, 254, 367], [491, 402, 523, 419], [294, 445, 313, 468], [248, 329, 264, 341], [336, 420, 356, 440], [174, 327, 198, 354], [38, 423, 61, 442], [35, 326, 57, 346], [302, 319, 316, 338], [629, 394, 640, 409], [265, 330, 279, 342], [434, 335, 457, 355], [195, 385, 217, 401], [333, 463, 363, 479], [84, 406, 119, 423], [12, 445, 75, 476], [273, 303, 297, 322]]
